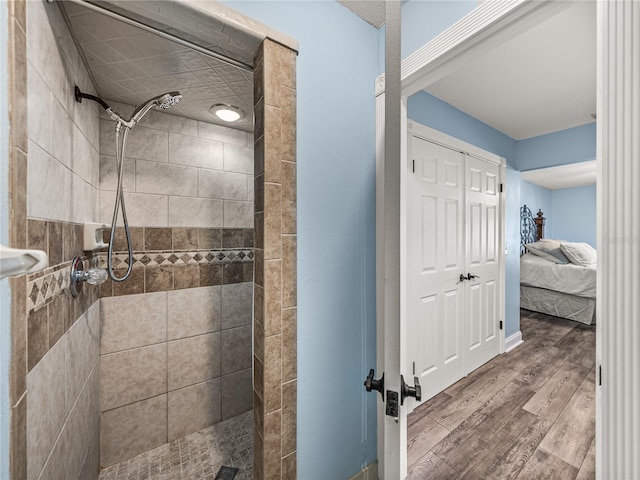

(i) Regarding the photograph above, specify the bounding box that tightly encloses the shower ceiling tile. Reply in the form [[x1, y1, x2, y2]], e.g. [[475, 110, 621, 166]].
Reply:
[[62, 1, 255, 132]]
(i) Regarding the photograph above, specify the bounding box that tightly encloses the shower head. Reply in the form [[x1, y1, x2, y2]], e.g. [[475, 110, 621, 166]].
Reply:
[[130, 91, 182, 124]]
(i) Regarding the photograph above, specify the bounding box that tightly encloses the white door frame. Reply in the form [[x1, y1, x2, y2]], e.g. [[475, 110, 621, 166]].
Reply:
[[375, 0, 623, 478]]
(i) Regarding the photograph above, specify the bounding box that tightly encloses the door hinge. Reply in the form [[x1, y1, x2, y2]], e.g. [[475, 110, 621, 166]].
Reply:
[[599, 365, 602, 386], [499, 183, 504, 193], [412, 159, 415, 173], [499, 320, 503, 330]]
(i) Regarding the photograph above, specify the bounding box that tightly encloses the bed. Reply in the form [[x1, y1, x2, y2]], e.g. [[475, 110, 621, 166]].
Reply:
[[520, 205, 596, 325]]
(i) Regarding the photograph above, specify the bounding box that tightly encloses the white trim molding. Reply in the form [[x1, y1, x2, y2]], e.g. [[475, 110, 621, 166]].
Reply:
[[597, 1, 640, 478], [504, 331, 523, 353]]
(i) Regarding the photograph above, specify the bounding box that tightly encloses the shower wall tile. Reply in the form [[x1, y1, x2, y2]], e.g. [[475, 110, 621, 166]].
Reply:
[[26, 63, 51, 153], [263, 335, 282, 413], [27, 306, 48, 372], [27, 141, 71, 222], [100, 191, 168, 227], [173, 264, 199, 289], [282, 308, 297, 383], [167, 333, 221, 391], [168, 133, 223, 169], [263, 410, 282, 479], [100, 344, 167, 411], [198, 121, 249, 146], [221, 326, 252, 375], [221, 283, 253, 329], [101, 292, 167, 354], [51, 99, 74, 170], [221, 368, 253, 420], [136, 160, 198, 197], [142, 109, 199, 136], [100, 394, 168, 467], [168, 196, 223, 227], [282, 161, 297, 234], [26, 333, 67, 480], [168, 379, 222, 441], [65, 303, 100, 416], [282, 380, 297, 457], [100, 119, 169, 162], [144, 227, 172, 251], [172, 227, 198, 250], [99, 155, 136, 192], [198, 169, 249, 200], [282, 235, 297, 309], [167, 286, 221, 340], [72, 125, 100, 187], [223, 200, 253, 228], [144, 265, 174, 292], [223, 143, 254, 175]]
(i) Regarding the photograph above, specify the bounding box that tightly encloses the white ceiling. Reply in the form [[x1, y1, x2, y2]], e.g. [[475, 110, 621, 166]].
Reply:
[[521, 160, 596, 190], [425, 1, 596, 140]]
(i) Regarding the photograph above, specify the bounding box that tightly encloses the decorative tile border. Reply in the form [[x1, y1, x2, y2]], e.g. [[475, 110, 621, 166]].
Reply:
[[100, 249, 254, 270]]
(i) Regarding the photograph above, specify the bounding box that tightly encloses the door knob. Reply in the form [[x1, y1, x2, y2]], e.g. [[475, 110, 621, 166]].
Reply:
[[467, 273, 480, 280], [364, 369, 384, 400], [459, 274, 467, 283], [400, 375, 421, 405]]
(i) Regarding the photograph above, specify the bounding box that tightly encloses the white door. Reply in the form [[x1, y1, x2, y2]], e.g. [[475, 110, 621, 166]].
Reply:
[[408, 137, 466, 401], [464, 155, 501, 372], [407, 134, 503, 407]]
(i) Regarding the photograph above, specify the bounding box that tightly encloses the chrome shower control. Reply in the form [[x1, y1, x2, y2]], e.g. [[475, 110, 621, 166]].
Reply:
[[70, 256, 108, 298]]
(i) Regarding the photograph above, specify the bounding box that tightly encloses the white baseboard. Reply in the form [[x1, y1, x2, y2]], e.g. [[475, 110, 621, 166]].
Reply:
[[505, 331, 523, 353], [349, 461, 378, 480]]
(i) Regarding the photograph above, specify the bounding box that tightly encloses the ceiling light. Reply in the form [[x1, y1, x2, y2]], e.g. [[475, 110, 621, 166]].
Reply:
[[210, 104, 246, 122]]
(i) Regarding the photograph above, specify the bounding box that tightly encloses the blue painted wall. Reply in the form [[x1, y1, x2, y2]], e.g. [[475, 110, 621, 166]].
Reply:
[[221, 2, 379, 477], [521, 180, 553, 239], [516, 122, 596, 171], [407, 91, 522, 337], [0, 1, 11, 477], [552, 185, 596, 247]]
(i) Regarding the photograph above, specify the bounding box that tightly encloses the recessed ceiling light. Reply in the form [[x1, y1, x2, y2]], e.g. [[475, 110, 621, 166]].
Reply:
[[210, 104, 246, 122]]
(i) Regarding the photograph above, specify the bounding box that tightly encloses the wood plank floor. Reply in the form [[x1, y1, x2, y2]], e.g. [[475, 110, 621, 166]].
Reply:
[[407, 310, 596, 480]]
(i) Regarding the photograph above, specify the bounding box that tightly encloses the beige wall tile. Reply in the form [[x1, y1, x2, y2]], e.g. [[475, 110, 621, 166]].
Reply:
[[26, 336, 67, 480], [99, 155, 135, 192], [264, 335, 282, 413], [282, 308, 297, 383], [223, 143, 253, 175], [168, 379, 221, 441], [65, 303, 100, 416], [167, 333, 220, 391], [174, 265, 199, 290], [263, 183, 282, 259], [223, 200, 253, 228], [136, 160, 198, 197], [100, 191, 169, 227], [221, 326, 252, 375], [168, 133, 222, 169], [10, 395, 26, 480], [281, 87, 297, 163], [100, 120, 168, 162], [282, 452, 296, 480], [264, 260, 282, 337], [142, 109, 198, 136], [282, 161, 297, 234], [263, 105, 282, 184], [27, 141, 71, 222], [100, 395, 167, 467], [167, 286, 221, 340], [282, 235, 297, 309], [221, 368, 252, 420], [72, 125, 99, 187], [282, 380, 296, 457], [198, 169, 249, 201], [263, 410, 282, 479], [144, 266, 174, 293], [221, 283, 253, 329], [198, 122, 248, 146], [101, 292, 167, 354], [168, 196, 223, 228], [100, 344, 166, 411], [26, 63, 51, 154]]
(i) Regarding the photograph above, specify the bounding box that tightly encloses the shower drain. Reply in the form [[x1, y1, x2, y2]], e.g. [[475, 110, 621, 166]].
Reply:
[[214, 465, 239, 480]]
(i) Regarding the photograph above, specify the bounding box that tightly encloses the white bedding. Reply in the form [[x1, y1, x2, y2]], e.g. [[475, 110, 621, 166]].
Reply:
[[520, 253, 596, 298]]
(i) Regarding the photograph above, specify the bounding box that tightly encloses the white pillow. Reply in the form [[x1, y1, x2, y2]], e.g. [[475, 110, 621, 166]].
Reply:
[[525, 239, 570, 264], [560, 242, 597, 266]]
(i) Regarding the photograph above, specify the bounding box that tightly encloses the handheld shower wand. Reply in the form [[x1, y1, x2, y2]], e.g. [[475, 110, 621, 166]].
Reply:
[[75, 87, 182, 282]]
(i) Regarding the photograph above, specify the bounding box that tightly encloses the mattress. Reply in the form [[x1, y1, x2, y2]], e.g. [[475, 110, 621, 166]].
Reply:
[[520, 286, 596, 325], [520, 253, 596, 298]]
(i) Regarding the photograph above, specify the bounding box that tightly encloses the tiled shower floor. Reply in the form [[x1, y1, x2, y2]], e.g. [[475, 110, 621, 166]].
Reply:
[[99, 411, 253, 480]]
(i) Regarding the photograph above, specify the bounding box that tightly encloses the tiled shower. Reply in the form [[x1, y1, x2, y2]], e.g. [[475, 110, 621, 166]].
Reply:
[[15, 0, 272, 478]]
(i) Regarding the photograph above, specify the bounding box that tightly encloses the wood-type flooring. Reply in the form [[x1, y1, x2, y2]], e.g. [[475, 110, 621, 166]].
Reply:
[[407, 310, 595, 480]]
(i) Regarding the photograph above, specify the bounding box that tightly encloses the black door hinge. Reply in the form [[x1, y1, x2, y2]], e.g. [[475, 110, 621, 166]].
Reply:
[[499, 320, 503, 330], [412, 159, 415, 173], [499, 183, 504, 193]]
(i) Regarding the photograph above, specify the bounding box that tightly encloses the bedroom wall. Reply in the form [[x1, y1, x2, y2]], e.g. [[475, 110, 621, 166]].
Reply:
[[516, 122, 596, 171], [520, 180, 553, 239], [552, 184, 596, 247]]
